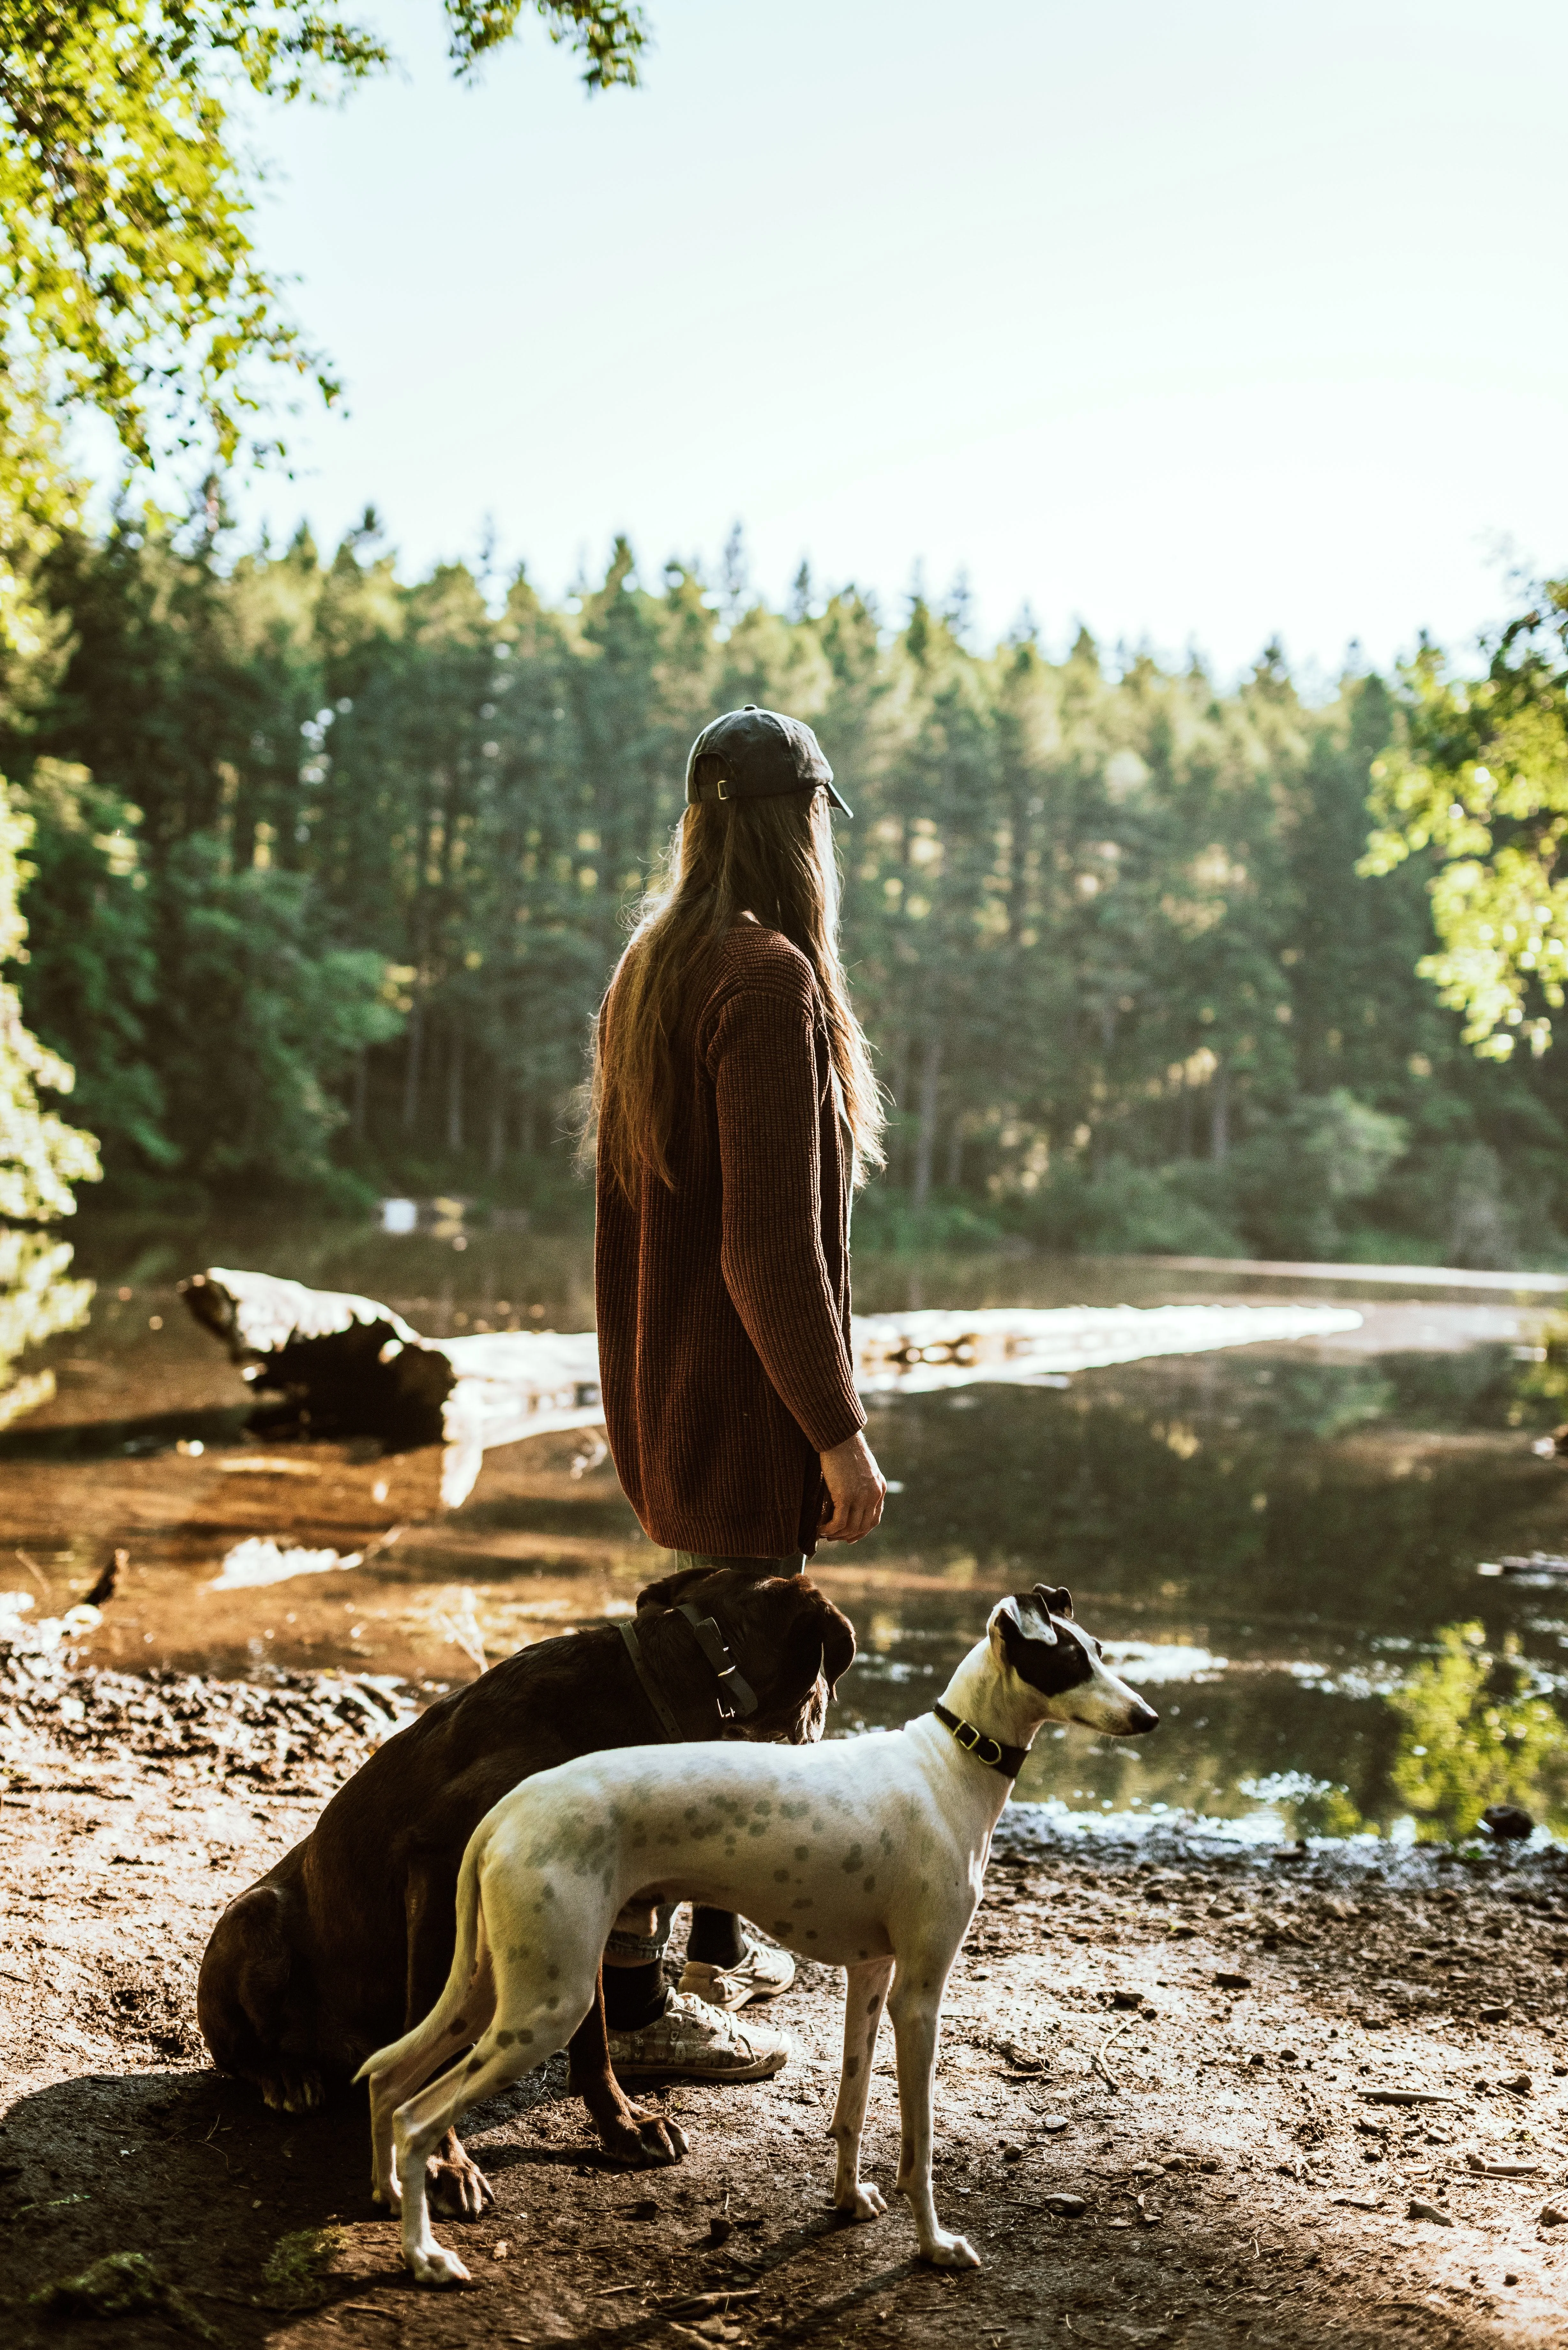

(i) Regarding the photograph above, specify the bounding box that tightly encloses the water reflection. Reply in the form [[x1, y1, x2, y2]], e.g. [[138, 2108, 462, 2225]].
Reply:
[[3, 1219, 1567, 1843], [0, 1226, 93, 1430], [1388, 1621, 1568, 1843]]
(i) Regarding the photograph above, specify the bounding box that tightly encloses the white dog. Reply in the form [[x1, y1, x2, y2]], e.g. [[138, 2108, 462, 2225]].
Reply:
[[359, 1585, 1157, 2283]]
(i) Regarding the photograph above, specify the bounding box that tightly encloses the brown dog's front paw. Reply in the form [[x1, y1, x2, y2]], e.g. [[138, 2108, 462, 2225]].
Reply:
[[426, 2150, 495, 2218], [260, 2069, 326, 2116], [598, 2102, 686, 2168]]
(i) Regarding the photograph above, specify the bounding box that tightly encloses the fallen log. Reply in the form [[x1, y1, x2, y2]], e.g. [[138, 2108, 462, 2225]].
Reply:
[[182, 1268, 1364, 1510], [181, 1269, 601, 1506]]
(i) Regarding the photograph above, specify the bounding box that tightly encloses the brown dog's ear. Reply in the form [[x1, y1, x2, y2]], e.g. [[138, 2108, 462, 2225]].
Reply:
[[816, 1596, 856, 1697], [780, 1587, 856, 1701], [1033, 1584, 1073, 1622]]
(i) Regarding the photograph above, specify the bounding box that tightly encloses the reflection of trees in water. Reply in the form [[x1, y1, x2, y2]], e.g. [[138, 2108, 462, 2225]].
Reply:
[[1389, 1622, 1568, 1842], [868, 1353, 1564, 1643], [868, 1352, 1568, 1836], [1012, 1627, 1568, 1844], [1014, 1681, 1403, 1831], [0, 1228, 94, 1429]]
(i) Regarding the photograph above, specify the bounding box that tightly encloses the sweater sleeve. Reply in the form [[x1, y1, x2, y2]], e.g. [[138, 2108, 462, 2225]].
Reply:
[[704, 982, 866, 1455]]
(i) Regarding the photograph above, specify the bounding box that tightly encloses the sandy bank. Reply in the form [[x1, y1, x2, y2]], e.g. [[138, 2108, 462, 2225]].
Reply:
[[6, 1658, 1568, 2348]]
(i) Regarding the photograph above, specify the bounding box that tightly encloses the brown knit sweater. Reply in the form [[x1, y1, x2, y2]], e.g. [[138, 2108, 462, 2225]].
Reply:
[[594, 925, 865, 1558]]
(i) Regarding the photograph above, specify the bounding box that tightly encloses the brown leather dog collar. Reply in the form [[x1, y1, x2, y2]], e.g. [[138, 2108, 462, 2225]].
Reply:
[[619, 1603, 761, 1742], [931, 1701, 1031, 1781], [619, 1619, 686, 1740]]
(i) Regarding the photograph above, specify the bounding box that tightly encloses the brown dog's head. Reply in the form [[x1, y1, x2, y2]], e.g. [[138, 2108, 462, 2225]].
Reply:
[[634, 1566, 856, 1744]]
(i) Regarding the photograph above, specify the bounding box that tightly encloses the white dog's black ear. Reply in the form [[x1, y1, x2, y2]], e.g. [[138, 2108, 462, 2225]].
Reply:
[[995, 1591, 1057, 1648], [1033, 1583, 1073, 1623]]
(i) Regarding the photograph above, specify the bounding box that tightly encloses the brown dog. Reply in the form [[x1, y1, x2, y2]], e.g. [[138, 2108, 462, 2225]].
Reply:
[[198, 1566, 854, 2205]]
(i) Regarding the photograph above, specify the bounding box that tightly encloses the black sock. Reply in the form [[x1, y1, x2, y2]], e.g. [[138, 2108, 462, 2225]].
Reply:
[[688, 1907, 747, 1969], [602, 1960, 668, 2032]]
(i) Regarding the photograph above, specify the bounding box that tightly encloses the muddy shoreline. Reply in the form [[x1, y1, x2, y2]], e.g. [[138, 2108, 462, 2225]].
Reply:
[[8, 1663, 1568, 2348]]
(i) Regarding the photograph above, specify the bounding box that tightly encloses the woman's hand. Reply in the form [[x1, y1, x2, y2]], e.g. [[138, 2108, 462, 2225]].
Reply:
[[818, 1430, 887, 1543]]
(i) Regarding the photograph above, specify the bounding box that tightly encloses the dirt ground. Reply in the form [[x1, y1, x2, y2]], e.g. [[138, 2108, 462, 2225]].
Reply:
[[8, 1666, 1568, 2350]]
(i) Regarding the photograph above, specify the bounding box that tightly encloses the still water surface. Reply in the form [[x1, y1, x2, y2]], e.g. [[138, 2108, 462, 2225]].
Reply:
[[5, 1215, 1568, 1846]]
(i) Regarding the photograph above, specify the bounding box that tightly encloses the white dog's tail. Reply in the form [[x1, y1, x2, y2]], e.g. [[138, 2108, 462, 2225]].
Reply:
[[353, 1831, 486, 2085]]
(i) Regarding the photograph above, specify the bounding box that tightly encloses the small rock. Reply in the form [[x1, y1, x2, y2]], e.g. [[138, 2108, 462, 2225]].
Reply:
[[1504, 2271, 1520, 2286], [1482, 1804, 1534, 1841], [706, 2217, 734, 2247], [492, 2240, 510, 2261], [1041, 2115, 1069, 2133], [1043, 2193, 1088, 2217], [1215, 1971, 1251, 1991], [631, 2198, 660, 2220], [1247, 2052, 1267, 2067], [1278, 2048, 1299, 2064], [1539, 2202, 1568, 2227], [1110, 1990, 1143, 2010], [1198, 2158, 1222, 2174], [1478, 2003, 1511, 2024], [1408, 2199, 1453, 2225], [1500, 2073, 1533, 2094], [1002, 2144, 1024, 2163]]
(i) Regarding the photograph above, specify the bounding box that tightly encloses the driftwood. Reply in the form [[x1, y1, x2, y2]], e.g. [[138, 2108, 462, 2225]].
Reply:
[[182, 1270, 601, 1506], [182, 1268, 1364, 1511]]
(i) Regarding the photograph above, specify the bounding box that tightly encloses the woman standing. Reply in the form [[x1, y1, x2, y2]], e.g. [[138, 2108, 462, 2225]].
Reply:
[[590, 703, 887, 2082]]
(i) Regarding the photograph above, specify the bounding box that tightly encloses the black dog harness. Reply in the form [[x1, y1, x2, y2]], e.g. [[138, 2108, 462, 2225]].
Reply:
[[931, 1701, 1031, 1781], [619, 1602, 761, 1741]]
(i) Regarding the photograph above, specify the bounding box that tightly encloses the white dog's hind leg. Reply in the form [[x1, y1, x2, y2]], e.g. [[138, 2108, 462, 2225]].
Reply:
[[395, 1965, 596, 2288], [829, 1958, 893, 2221], [393, 2030, 539, 2288], [887, 1970, 979, 2269], [369, 1934, 496, 2210]]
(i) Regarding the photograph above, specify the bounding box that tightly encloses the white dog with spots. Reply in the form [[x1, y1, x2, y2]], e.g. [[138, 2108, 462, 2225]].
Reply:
[[358, 1585, 1157, 2283]]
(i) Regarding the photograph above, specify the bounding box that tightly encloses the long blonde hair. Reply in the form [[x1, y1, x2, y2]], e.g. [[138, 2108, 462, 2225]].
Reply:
[[591, 790, 884, 1200]]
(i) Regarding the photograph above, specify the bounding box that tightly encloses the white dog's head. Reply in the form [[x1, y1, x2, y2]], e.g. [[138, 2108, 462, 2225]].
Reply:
[[988, 1585, 1158, 1737]]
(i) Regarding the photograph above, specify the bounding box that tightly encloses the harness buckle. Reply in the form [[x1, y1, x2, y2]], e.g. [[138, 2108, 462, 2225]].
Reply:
[[954, 1720, 982, 1753]]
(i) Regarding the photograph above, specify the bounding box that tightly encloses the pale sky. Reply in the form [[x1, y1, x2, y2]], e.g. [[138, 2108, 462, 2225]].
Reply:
[[229, 0, 1568, 678]]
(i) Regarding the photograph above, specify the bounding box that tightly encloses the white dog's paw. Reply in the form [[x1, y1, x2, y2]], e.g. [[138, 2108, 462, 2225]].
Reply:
[[370, 2179, 402, 2213], [404, 2242, 471, 2288], [922, 2231, 981, 2269], [838, 2182, 887, 2222]]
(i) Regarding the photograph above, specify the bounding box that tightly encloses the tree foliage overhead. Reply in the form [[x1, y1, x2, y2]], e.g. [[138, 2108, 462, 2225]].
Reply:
[[1362, 580, 1568, 1063], [0, 0, 647, 478]]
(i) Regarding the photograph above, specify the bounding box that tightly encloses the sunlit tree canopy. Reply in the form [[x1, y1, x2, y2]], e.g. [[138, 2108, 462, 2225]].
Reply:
[[1362, 581, 1568, 1062], [0, 1, 646, 480]]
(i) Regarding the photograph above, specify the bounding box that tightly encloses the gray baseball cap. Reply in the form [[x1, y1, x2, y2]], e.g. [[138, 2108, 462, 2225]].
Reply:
[[684, 704, 851, 817]]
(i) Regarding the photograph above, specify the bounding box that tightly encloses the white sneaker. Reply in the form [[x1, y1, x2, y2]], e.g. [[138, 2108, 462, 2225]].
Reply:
[[678, 1936, 796, 2012], [607, 1989, 789, 2081]]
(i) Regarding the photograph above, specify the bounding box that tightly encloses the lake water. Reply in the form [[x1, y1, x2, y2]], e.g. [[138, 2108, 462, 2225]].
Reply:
[[5, 1213, 1568, 1847]]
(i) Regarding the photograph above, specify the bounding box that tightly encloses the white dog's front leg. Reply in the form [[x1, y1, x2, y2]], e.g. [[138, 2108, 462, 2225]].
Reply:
[[829, 1958, 893, 2220], [888, 1972, 979, 2268]]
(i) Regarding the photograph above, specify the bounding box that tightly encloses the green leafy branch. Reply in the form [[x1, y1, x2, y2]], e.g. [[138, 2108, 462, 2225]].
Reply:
[[1361, 583, 1568, 1060]]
